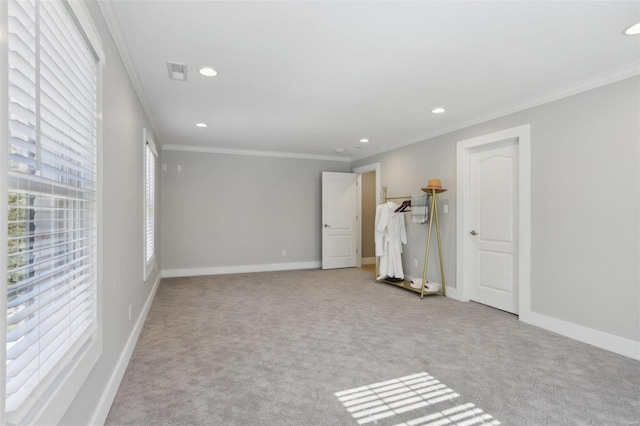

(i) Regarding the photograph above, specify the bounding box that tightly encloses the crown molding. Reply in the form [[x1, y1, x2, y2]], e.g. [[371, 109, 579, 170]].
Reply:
[[161, 144, 352, 163], [97, 0, 161, 143], [91, 4, 640, 164], [352, 62, 640, 161]]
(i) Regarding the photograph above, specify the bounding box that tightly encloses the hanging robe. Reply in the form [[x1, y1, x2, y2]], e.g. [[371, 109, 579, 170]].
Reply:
[[375, 202, 407, 279]]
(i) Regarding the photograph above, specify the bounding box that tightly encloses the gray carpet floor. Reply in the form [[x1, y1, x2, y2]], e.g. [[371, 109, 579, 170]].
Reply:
[[105, 268, 640, 425]]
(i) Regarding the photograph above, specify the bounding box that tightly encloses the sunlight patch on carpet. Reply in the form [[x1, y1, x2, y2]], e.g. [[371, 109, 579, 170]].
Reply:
[[334, 372, 500, 425]]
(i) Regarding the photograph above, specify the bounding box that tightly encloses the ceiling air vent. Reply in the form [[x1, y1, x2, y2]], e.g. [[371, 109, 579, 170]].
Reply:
[[167, 62, 187, 81]]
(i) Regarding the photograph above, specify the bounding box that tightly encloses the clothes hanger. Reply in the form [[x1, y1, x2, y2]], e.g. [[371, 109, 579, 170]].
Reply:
[[394, 200, 411, 212]]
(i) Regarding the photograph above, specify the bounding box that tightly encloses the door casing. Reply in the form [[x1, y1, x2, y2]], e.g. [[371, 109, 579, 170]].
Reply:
[[456, 124, 531, 319], [352, 163, 381, 265]]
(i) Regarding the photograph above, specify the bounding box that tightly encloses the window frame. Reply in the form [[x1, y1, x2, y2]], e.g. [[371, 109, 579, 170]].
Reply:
[[143, 128, 157, 281], [0, 1, 105, 424]]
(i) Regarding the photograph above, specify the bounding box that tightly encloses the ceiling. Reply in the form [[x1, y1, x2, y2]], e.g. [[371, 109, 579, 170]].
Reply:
[[102, 1, 640, 161]]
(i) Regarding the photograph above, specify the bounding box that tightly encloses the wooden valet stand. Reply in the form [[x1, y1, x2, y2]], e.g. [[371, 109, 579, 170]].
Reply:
[[419, 186, 447, 299]]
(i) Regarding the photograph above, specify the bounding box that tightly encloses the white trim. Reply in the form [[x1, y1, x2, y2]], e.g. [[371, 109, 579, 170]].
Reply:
[[356, 174, 362, 268], [145, 131, 158, 158], [162, 261, 321, 278], [442, 285, 463, 301], [361, 257, 376, 265], [162, 144, 351, 162], [67, 0, 105, 64], [27, 339, 101, 426], [0, 2, 9, 420], [143, 128, 157, 281], [456, 125, 531, 311], [95, 21, 106, 415], [521, 311, 640, 361], [352, 163, 381, 206], [97, 0, 160, 141], [352, 63, 640, 162], [89, 272, 162, 426], [351, 162, 382, 271]]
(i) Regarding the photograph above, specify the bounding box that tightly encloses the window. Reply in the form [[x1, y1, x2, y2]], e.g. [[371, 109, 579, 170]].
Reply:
[[144, 131, 157, 279], [3, 0, 103, 424]]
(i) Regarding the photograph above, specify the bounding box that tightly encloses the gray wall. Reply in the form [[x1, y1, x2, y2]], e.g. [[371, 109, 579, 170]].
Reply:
[[353, 76, 640, 343], [362, 171, 376, 258], [161, 151, 350, 271], [60, 2, 161, 424]]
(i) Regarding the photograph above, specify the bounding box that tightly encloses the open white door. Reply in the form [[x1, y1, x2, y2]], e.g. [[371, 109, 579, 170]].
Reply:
[[322, 172, 358, 269]]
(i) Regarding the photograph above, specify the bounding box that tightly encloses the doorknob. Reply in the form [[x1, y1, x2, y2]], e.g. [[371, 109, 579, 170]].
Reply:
[[324, 224, 330, 228], [469, 230, 478, 236]]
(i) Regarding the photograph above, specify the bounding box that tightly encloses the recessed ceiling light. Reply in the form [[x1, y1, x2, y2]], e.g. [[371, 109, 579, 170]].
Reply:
[[199, 67, 218, 77], [623, 22, 640, 35], [195, 122, 207, 128], [359, 139, 369, 143], [334, 148, 345, 153], [432, 107, 446, 114]]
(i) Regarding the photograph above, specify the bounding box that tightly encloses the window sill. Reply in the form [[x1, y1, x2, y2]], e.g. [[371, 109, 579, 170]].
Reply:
[[144, 258, 156, 282], [6, 335, 101, 426]]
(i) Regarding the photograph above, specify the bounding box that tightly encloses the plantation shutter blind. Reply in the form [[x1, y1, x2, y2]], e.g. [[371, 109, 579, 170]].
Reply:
[[145, 141, 156, 265], [6, 0, 98, 419]]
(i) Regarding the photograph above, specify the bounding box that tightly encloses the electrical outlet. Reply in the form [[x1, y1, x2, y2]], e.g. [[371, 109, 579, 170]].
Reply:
[[443, 203, 449, 214], [177, 165, 182, 172], [128, 304, 132, 321], [162, 163, 167, 171], [413, 259, 418, 267], [282, 250, 287, 257]]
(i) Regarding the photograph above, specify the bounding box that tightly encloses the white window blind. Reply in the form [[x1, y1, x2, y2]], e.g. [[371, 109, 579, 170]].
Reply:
[[144, 141, 156, 269], [6, 0, 98, 421]]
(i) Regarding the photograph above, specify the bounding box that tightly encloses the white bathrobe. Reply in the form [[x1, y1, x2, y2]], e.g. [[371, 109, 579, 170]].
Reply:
[[375, 202, 407, 280]]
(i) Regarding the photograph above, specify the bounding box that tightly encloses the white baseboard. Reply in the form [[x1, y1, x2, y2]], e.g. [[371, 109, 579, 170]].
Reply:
[[89, 272, 162, 425], [442, 284, 463, 301], [427, 280, 637, 360], [134, 266, 640, 362], [520, 310, 640, 361], [162, 261, 321, 278], [361, 257, 376, 265]]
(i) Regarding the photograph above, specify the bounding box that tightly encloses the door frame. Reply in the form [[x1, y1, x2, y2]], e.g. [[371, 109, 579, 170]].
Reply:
[[352, 163, 381, 266], [456, 125, 531, 318]]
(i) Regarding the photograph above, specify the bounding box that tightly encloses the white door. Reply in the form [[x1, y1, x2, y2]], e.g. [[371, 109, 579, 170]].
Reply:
[[468, 141, 519, 313], [322, 172, 358, 269]]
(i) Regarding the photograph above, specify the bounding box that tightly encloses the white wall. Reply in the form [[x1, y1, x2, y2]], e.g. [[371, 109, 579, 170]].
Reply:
[[161, 150, 351, 276], [59, 2, 161, 424], [353, 76, 640, 352]]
